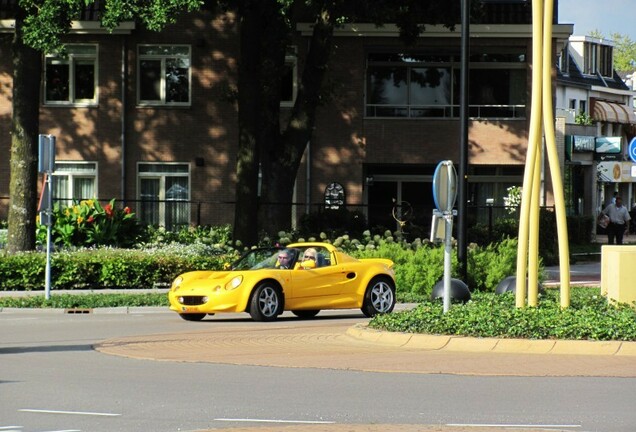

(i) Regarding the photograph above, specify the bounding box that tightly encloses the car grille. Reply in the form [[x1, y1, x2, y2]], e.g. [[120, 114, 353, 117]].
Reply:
[[180, 296, 206, 306]]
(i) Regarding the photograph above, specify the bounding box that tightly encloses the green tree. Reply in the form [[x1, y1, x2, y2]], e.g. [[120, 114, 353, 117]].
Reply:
[[610, 33, 636, 72], [6, 0, 201, 253], [232, 0, 483, 246]]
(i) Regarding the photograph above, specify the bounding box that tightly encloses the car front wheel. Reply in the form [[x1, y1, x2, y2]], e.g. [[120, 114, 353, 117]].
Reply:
[[249, 283, 283, 322], [361, 277, 396, 317]]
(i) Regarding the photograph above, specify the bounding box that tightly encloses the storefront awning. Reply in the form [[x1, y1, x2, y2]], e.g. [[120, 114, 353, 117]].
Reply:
[[592, 100, 636, 124]]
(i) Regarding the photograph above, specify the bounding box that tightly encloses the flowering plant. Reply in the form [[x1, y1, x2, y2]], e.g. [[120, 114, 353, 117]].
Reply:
[[503, 186, 522, 214], [37, 199, 142, 248]]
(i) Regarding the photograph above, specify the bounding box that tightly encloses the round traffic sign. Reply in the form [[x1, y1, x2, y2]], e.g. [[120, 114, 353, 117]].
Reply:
[[629, 137, 636, 163], [432, 160, 458, 213]]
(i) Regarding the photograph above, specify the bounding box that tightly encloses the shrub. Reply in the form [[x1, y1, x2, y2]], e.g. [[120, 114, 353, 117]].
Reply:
[[467, 237, 523, 292], [370, 289, 636, 341], [37, 199, 143, 248]]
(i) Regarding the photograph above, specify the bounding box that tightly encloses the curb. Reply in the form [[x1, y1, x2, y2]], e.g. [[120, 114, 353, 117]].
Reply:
[[0, 307, 168, 314], [346, 323, 636, 356]]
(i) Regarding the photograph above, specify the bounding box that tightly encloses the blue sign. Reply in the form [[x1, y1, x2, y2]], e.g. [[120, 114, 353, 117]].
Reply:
[[629, 137, 636, 163]]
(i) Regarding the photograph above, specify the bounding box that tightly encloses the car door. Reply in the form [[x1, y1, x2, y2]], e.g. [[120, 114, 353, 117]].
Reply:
[[288, 250, 361, 307]]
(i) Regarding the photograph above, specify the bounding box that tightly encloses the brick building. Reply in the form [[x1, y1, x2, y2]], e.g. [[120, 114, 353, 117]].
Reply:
[[0, 2, 574, 232]]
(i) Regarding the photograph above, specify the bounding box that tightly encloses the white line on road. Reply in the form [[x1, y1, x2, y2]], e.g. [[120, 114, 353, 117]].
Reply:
[[215, 418, 335, 424], [0, 427, 23, 431], [19, 409, 121, 417], [39, 430, 80, 432], [447, 424, 581, 429]]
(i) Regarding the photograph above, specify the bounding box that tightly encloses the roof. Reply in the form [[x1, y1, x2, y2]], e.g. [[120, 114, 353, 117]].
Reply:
[[557, 52, 630, 92]]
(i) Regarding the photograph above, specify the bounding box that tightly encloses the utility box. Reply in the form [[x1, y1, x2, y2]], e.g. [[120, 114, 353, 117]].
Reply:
[[601, 246, 636, 307]]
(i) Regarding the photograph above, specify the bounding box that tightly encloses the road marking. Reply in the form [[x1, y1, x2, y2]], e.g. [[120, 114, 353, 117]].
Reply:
[[215, 418, 335, 424], [0, 427, 23, 431], [447, 424, 581, 429], [39, 430, 80, 432], [19, 409, 121, 417]]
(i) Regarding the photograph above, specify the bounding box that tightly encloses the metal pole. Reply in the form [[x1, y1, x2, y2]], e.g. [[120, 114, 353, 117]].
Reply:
[[443, 214, 453, 313], [458, 0, 470, 281], [45, 173, 52, 300]]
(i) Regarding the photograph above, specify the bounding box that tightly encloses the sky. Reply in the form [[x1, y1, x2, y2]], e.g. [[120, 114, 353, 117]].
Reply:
[[559, 0, 636, 41]]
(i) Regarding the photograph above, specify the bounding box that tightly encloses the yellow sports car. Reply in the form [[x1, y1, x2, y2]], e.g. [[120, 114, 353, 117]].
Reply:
[[168, 242, 396, 321]]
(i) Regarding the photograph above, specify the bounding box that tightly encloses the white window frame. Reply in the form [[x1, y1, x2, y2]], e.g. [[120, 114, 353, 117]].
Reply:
[[137, 162, 191, 228], [280, 47, 298, 108], [44, 44, 98, 106], [137, 45, 192, 107], [51, 161, 98, 206]]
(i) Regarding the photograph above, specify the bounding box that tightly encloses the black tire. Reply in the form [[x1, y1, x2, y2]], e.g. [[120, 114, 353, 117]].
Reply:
[[361, 277, 396, 317], [179, 313, 206, 321], [291, 309, 320, 319], [249, 282, 283, 321]]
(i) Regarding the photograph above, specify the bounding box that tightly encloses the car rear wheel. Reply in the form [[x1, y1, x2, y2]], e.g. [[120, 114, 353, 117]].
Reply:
[[179, 313, 206, 321], [291, 309, 320, 319], [361, 277, 396, 317], [249, 283, 283, 322]]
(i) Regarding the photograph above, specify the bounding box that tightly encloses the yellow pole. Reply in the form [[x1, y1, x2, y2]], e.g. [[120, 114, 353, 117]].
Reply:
[[528, 144, 542, 306], [516, 0, 544, 308], [542, 0, 571, 307]]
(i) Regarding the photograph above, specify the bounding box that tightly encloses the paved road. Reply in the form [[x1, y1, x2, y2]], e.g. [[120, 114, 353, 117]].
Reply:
[[2, 309, 636, 432]]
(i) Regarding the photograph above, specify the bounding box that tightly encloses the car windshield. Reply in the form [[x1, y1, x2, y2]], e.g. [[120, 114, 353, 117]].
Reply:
[[231, 248, 285, 270]]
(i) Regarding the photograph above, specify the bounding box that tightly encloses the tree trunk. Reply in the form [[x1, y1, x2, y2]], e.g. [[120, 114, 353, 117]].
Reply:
[[232, 0, 266, 247], [259, 11, 334, 236], [233, 0, 288, 246], [7, 10, 41, 253]]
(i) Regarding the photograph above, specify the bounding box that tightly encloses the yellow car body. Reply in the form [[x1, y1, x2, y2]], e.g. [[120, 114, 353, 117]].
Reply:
[[168, 242, 396, 321]]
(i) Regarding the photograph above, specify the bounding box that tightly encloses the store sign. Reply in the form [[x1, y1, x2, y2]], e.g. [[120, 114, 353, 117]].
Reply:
[[597, 161, 634, 183], [595, 136, 622, 153], [572, 135, 595, 152]]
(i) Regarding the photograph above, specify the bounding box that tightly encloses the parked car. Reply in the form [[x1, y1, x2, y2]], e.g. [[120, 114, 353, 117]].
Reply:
[[168, 242, 396, 321]]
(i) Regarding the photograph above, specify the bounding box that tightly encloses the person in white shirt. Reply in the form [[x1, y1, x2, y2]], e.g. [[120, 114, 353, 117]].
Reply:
[[601, 196, 631, 245]]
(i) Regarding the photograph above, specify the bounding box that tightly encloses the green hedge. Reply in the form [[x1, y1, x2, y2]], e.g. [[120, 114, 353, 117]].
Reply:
[[0, 245, 239, 291], [0, 232, 527, 296]]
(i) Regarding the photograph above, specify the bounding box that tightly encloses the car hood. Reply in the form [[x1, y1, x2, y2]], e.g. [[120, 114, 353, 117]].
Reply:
[[176, 270, 237, 290]]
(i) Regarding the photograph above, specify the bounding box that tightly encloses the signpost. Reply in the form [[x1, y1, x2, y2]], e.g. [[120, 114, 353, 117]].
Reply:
[[431, 160, 458, 313], [38, 134, 56, 300], [628, 137, 636, 163]]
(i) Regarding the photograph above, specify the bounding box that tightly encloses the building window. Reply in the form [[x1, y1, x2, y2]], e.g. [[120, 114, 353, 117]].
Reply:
[[137, 163, 190, 229], [324, 182, 345, 209], [583, 42, 613, 77], [52, 162, 98, 206], [558, 45, 570, 74], [138, 45, 191, 106], [365, 50, 526, 119], [281, 48, 297, 107], [45, 45, 98, 105]]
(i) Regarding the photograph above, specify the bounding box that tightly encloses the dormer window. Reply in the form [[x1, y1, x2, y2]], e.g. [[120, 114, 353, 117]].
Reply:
[[583, 42, 613, 77]]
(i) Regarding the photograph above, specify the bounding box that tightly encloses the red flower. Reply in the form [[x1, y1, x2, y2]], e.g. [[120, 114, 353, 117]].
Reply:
[[87, 216, 95, 223], [104, 204, 114, 218], [124, 207, 131, 214]]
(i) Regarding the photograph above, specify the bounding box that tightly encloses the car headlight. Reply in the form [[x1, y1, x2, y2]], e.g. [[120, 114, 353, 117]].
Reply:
[[225, 275, 243, 290], [171, 276, 184, 291]]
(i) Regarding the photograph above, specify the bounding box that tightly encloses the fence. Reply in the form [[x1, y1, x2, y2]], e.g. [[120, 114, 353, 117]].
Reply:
[[0, 195, 554, 240]]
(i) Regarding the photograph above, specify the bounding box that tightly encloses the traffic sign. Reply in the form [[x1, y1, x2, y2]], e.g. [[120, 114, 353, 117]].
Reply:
[[628, 137, 636, 163], [432, 160, 457, 213]]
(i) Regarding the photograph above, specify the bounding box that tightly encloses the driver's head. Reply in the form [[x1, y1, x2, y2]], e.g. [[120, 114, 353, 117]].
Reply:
[[278, 249, 292, 264]]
